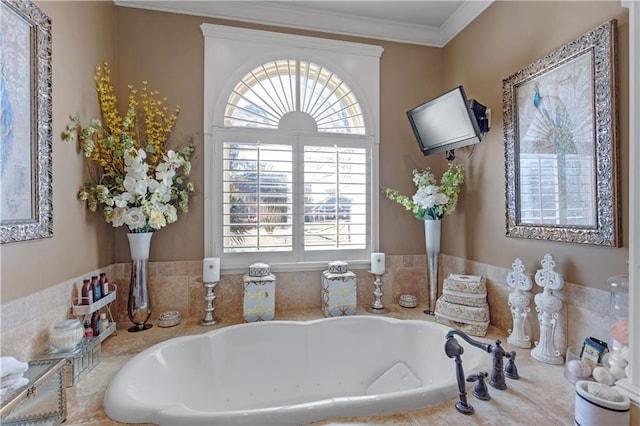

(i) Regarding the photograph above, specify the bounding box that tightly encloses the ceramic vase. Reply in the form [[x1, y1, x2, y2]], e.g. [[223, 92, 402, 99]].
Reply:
[[424, 219, 441, 315], [127, 232, 153, 332]]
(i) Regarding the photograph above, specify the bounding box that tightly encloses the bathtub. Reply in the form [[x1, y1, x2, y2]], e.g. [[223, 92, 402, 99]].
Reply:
[[104, 316, 491, 425]]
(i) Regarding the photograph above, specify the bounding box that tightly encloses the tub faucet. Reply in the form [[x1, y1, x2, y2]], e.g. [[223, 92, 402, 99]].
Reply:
[[443, 334, 474, 415], [445, 329, 515, 391]]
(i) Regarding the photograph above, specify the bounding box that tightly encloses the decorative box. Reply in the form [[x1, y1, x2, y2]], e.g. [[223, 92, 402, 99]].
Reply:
[[435, 274, 490, 337], [443, 274, 486, 295], [321, 261, 357, 317], [435, 298, 490, 336], [33, 337, 101, 388], [0, 359, 67, 425], [243, 263, 276, 322]]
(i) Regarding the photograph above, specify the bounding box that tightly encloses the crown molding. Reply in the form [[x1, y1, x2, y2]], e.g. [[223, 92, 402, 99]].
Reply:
[[113, 1, 493, 47]]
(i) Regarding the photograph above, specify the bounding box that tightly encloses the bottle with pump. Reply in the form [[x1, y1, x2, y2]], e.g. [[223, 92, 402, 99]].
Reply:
[[99, 312, 109, 333], [81, 279, 92, 305], [99, 272, 109, 297], [91, 311, 100, 336], [92, 275, 101, 301], [84, 319, 93, 338]]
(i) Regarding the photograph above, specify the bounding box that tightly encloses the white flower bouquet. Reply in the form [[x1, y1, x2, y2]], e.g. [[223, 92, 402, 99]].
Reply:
[[384, 163, 464, 220], [63, 62, 195, 233]]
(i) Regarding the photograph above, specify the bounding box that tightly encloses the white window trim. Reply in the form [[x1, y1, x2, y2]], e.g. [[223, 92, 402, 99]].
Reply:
[[202, 24, 383, 273]]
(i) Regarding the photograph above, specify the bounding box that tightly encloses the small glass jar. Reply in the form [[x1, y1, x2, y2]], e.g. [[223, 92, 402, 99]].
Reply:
[[607, 275, 629, 352], [49, 319, 84, 351]]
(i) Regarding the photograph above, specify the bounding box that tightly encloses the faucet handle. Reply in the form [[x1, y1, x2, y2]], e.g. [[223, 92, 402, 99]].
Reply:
[[505, 351, 519, 379], [466, 372, 491, 401]]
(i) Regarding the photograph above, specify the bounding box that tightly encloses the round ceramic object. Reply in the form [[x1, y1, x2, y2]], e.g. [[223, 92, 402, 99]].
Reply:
[[49, 319, 84, 351], [158, 310, 182, 328], [399, 294, 417, 308], [249, 263, 270, 277], [575, 381, 630, 426]]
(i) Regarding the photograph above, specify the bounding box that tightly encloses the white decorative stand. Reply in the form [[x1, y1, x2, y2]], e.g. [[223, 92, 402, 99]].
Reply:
[[531, 254, 564, 365], [506, 258, 532, 348], [366, 272, 390, 314], [200, 281, 219, 326]]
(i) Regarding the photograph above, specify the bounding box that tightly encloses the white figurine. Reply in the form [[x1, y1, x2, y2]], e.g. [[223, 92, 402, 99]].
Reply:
[[531, 254, 565, 365], [506, 258, 532, 348]]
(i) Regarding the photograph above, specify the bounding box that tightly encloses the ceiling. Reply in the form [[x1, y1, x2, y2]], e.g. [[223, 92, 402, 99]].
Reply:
[[113, 1, 494, 47]]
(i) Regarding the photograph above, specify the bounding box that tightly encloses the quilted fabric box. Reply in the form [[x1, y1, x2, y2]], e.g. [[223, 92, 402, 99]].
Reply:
[[321, 261, 357, 317], [443, 274, 486, 294], [435, 298, 490, 337]]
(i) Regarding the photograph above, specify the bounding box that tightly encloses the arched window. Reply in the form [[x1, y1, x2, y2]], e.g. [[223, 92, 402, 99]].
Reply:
[[203, 24, 382, 270], [225, 60, 365, 134]]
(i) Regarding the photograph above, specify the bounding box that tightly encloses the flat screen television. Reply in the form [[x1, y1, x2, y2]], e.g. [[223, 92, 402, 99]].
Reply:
[[406, 86, 488, 157]]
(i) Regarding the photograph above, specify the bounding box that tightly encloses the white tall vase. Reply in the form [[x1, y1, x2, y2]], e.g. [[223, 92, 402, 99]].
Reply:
[[424, 219, 441, 315], [127, 232, 153, 332]]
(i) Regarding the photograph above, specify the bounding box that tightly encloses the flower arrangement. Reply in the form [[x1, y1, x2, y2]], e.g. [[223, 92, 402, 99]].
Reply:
[[63, 62, 195, 233], [384, 162, 464, 221]]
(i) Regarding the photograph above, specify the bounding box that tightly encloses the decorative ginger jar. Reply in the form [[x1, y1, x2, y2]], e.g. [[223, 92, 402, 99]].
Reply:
[[321, 261, 357, 317], [243, 263, 276, 322], [49, 319, 84, 351]]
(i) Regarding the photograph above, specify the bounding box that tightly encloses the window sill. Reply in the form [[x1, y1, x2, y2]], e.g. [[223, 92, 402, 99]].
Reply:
[[220, 259, 372, 275]]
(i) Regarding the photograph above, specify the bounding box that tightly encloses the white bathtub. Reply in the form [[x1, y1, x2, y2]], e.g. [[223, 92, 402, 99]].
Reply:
[[104, 316, 491, 425]]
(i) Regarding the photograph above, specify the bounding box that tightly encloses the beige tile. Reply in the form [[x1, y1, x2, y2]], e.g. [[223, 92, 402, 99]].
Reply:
[[150, 275, 189, 320], [156, 261, 175, 277], [565, 282, 587, 308], [586, 286, 610, 315], [567, 303, 609, 349]]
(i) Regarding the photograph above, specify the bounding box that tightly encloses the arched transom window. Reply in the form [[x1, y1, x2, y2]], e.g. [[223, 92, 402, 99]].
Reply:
[[224, 60, 365, 134]]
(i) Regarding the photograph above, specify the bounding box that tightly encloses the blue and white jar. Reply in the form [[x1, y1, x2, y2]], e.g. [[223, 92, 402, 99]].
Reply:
[[243, 263, 276, 322], [321, 261, 357, 317]]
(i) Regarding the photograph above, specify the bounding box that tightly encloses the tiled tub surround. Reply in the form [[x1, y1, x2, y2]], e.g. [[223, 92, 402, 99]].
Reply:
[[1, 254, 613, 364]]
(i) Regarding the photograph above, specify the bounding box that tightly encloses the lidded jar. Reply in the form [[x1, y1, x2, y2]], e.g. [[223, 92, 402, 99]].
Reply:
[[607, 275, 629, 352], [49, 319, 84, 351]]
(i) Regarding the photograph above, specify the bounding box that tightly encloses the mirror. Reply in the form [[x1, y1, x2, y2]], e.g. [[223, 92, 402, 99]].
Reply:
[[0, 0, 53, 243], [503, 19, 620, 246]]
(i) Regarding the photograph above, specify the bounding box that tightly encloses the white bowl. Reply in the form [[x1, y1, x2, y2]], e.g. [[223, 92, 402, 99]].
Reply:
[[49, 319, 84, 351]]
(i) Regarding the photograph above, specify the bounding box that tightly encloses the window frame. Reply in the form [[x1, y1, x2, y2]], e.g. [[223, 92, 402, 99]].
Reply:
[[210, 127, 374, 271], [202, 23, 383, 273]]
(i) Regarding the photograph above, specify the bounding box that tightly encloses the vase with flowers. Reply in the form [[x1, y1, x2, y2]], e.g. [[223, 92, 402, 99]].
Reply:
[[63, 62, 195, 331], [384, 162, 464, 314]]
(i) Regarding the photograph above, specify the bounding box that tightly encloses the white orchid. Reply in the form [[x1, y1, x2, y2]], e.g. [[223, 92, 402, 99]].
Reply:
[[65, 63, 196, 234]]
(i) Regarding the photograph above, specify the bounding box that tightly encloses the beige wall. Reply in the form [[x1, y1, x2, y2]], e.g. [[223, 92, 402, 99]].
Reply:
[[440, 1, 629, 291], [0, 1, 116, 302], [0, 1, 630, 303], [111, 6, 445, 263]]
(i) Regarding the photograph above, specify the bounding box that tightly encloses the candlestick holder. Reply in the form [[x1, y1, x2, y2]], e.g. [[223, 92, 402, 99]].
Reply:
[[366, 272, 390, 314], [200, 281, 219, 326]]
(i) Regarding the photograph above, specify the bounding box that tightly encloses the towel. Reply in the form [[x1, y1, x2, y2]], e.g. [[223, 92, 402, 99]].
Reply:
[[0, 357, 30, 396], [0, 377, 29, 397], [0, 356, 29, 379]]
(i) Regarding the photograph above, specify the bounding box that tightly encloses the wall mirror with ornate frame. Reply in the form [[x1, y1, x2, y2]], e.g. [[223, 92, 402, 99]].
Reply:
[[0, 0, 53, 244], [503, 19, 620, 246]]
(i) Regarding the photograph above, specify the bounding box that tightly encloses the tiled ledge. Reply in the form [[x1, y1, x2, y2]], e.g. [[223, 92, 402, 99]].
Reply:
[[0, 254, 613, 362], [65, 306, 579, 426]]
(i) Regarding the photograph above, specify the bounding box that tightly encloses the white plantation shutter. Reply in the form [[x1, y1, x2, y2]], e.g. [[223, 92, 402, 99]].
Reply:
[[203, 24, 381, 270]]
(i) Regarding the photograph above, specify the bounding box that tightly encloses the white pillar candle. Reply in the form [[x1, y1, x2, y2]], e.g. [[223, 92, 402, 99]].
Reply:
[[203, 257, 220, 282], [371, 253, 386, 275]]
